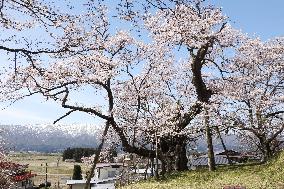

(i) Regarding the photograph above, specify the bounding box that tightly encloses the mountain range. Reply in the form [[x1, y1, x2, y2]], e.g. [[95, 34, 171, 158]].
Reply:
[[0, 124, 243, 153], [0, 124, 101, 152]]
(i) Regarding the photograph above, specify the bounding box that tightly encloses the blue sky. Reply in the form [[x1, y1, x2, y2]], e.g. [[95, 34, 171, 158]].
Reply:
[[213, 0, 284, 40], [0, 1, 283, 125]]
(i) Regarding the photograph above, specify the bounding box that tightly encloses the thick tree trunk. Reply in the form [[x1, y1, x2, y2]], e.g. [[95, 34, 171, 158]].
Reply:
[[175, 142, 188, 171], [111, 119, 189, 175], [160, 134, 188, 172], [263, 142, 273, 162], [160, 159, 166, 178], [150, 158, 154, 177]]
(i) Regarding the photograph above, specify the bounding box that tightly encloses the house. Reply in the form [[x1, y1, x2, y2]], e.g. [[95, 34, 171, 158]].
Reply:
[[66, 163, 126, 189], [94, 163, 125, 180], [188, 155, 235, 170], [66, 178, 116, 189], [0, 161, 37, 189]]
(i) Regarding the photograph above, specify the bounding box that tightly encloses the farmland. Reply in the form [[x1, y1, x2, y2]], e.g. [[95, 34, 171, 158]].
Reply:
[[9, 152, 89, 189]]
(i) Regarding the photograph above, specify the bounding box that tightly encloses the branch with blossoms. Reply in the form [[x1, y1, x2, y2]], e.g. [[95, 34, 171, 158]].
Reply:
[[0, 0, 71, 29]]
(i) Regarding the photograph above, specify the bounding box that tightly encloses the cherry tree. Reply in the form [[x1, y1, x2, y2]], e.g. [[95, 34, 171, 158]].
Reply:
[[218, 37, 284, 161], [123, 0, 242, 171], [0, 0, 243, 174], [102, 0, 241, 171]]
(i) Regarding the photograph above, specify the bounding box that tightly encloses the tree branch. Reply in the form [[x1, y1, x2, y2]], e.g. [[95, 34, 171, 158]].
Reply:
[[265, 111, 284, 118], [53, 110, 76, 124], [61, 88, 110, 120]]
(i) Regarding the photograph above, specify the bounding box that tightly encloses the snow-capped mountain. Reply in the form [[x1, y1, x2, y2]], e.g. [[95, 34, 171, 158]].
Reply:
[[0, 124, 103, 152]]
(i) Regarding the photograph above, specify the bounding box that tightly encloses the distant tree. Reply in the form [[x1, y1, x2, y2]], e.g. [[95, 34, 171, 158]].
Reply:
[[72, 165, 83, 180], [62, 147, 72, 161], [73, 148, 82, 162], [63, 147, 97, 162]]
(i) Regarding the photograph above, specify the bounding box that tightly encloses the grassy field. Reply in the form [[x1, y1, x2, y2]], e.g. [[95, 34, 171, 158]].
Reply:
[[122, 152, 284, 189], [9, 152, 89, 189]]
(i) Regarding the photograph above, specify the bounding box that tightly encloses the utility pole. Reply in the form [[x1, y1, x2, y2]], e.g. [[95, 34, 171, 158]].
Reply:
[[57, 156, 60, 188], [45, 163, 48, 189], [155, 131, 159, 180]]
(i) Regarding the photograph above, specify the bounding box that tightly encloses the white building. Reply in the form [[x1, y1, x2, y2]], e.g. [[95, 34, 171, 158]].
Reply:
[[66, 178, 116, 189], [94, 163, 124, 180], [66, 163, 126, 189]]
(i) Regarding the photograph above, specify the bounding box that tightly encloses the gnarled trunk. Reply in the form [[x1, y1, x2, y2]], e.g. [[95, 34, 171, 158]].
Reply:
[[175, 142, 188, 171], [264, 143, 272, 161], [160, 134, 188, 172]]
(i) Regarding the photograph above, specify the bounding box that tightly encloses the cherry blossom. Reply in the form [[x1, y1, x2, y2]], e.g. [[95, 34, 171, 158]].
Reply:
[[0, 1, 282, 176]]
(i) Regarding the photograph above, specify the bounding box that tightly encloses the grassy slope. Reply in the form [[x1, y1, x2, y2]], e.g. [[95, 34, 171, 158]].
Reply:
[[123, 152, 284, 189]]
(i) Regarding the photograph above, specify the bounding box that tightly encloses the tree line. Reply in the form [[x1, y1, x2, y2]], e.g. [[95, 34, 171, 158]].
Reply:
[[62, 147, 97, 162]]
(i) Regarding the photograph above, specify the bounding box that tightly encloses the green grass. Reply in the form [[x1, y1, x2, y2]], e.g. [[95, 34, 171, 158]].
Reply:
[[122, 152, 284, 189]]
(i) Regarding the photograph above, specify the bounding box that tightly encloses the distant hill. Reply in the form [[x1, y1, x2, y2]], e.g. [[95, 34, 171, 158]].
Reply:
[[0, 124, 102, 152], [195, 134, 243, 153]]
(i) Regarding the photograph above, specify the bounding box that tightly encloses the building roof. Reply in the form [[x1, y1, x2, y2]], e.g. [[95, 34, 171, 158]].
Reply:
[[66, 177, 117, 185], [91, 183, 115, 189], [190, 155, 233, 167], [217, 150, 241, 156], [96, 163, 125, 168], [66, 180, 88, 185]]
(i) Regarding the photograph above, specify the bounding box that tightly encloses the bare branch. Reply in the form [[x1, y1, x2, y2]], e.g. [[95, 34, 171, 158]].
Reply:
[[53, 110, 76, 124], [265, 111, 284, 118], [61, 88, 110, 120]]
